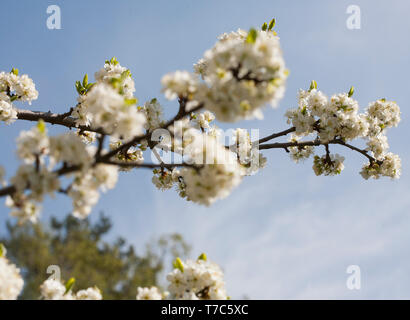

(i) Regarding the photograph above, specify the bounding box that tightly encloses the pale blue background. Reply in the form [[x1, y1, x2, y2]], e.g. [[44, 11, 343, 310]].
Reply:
[[0, 0, 409, 299]]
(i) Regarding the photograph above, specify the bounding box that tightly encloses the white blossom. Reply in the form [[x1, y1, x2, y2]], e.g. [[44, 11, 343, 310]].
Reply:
[[0, 70, 38, 104], [161, 71, 200, 101], [178, 130, 243, 206], [74, 83, 146, 139], [366, 134, 389, 160], [141, 98, 164, 130], [11, 164, 60, 201], [68, 164, 118, 219], [166, 256, 227, 300], [0, 246, 24, 300], [76, 287, 102, 300], [197, 28, 287, 122], [367, 99, 400, 132], [288, 135, 315, 163], [5, 196, 42, 224], [360, 153, 401, 180], [94, 58, 135, 99], [16, 122, 49, 163], [40, 279, 67, 300], [40, 278, 101, 300], [313, 154, 345, 176], [0, 99, 17, 124], [136, 287, 163, 300], [49, 132, 92, 168]]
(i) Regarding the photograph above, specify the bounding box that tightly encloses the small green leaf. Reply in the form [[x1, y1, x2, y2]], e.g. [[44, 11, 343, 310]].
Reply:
[[124, 98, 137, 106], [150, 98, 157, 104], [82, 74, 88, 87], [11, 68, 19, 76], [110, 57, 119, 65], [198, 253, 207, 261], [37, 119, 46, 133], [261, 22, 268, 31], [309, 80, 317, 91], [75, 81, 83, 95], [348, 86, 354, 97], [246, 28, 258, 44], [173, 257, 184, 272], [0, 243, 6, 258], [121, 69, 132, 80], [268, 18, 276, 31], [65, 277, 75, 294], [10, 95, 18, 102]]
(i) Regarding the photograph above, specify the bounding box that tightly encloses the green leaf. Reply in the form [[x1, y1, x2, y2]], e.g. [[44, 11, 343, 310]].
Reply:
[[261, 22, 268, 31], [124, 98, 137, 106], [86, 83, 94, 90], [75, 81, 83, 95], [37, 119, 46, 133], [10, 95, 18, 102], [309, 80, 317, 91], [82, 74, 88, 87], [65, 277, 75, 294], [246, 28, 258, 44], [348, 86, 354, 97], [110, 57, 119, 65], [173, 257, 184, 272], [11, 68, 19, 76], [197, 253, 207, 261], [121, 70, 132, 80], [268, 18, 276, 31], [0, 243, 6, 258]]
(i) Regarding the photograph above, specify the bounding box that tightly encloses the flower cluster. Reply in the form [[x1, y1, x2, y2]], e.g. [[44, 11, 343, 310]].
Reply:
[[136, 287, 164, 300], [136, 254, 228, 300], [150, 110, 267, 204], [0, 69, 38, 124], [194, 28, 287, 122], [285, 84, 401, 179], [231, 128, 267, 175], [312, 154, 345, 176], [176, 130, 243, 206], [360, 153, 401, 180], [140, 98, 164, 131], [0, 245, 24, 300], [68, 164, 118, 219], [5, 119, 118, 222], [72, 58, 146, 140], [161, 27, 287, 123], [40, 278, 102, 300], [288, 135, 315, 163], [166, 255, 227, 300]]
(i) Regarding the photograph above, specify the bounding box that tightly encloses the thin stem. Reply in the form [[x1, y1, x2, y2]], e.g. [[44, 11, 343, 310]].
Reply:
[[256, 127, 296, 145], [16, 109, 107, 135], [259, 138, 378, 163], [102, 160, 200, 170]]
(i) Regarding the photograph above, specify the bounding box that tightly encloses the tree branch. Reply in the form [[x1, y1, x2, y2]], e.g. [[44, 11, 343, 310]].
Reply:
[[0, 103, 205, 199], [259, 138, 378, 163], [102, 160, 201, 170], [256, 127, 296, 145], [16, 109, 107, 135]]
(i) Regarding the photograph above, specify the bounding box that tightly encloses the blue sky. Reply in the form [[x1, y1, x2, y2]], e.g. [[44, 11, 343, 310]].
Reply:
[[1, 0, 410, 299]]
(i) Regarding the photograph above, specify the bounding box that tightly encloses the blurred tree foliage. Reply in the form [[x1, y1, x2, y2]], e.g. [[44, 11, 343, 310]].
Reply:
[[0, 213, 190, 299]]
